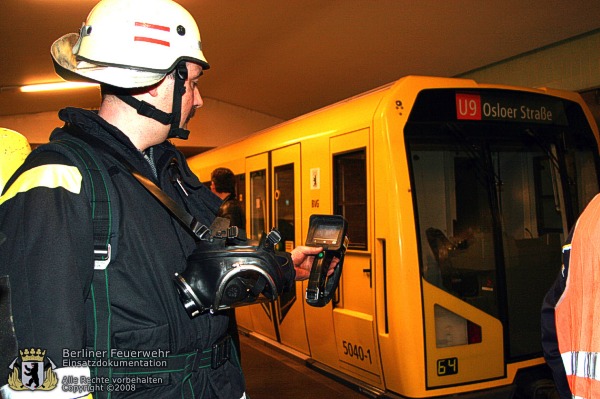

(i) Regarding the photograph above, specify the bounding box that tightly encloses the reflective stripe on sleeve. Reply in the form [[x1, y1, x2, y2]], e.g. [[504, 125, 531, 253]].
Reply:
[[0, 164, 82, 206], [562, 351, 600, 381]]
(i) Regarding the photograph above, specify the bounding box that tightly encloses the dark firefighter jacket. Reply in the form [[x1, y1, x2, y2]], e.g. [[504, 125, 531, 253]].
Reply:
[[0, 107, 245, 398]]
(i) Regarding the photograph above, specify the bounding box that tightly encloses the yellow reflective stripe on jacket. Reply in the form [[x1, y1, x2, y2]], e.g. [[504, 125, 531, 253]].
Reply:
[[0, 164, 82, 206]]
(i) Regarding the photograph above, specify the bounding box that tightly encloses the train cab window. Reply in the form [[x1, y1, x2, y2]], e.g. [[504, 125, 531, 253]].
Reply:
[[406, 88, 600, 358], [249, 170, 267, 241], [334, 149, 367, 250], [533, 156, 562, 234]]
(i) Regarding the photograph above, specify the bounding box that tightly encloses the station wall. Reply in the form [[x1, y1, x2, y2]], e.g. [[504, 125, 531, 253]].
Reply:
[[457, 29, 600, 127]]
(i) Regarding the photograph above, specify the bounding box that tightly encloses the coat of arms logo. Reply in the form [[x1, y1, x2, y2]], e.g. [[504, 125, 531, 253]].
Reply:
[[7, 348, 58, 391]]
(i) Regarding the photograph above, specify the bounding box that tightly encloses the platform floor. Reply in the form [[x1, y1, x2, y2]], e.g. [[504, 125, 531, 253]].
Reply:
[[240, 333, 370, 399]]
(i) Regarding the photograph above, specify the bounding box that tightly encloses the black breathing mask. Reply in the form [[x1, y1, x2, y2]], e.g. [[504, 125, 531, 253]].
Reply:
[[129, 170, 295, 319], [174, 227, 295, 318]]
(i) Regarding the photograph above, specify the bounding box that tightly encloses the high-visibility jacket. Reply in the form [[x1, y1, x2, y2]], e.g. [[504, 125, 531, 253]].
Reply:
[[556, 193, 600, 398]]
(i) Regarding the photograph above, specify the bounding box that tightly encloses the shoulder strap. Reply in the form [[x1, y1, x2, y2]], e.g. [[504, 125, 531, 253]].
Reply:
[[32, 137, 119, 269], [33, 137, 119, 398]]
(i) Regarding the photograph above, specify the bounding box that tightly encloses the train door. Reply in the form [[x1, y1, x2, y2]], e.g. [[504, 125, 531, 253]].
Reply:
[[240, 147, 310, 352], [271, 145, 310, 354], [240, 152, 277, 340], [307, 129, 384, 387]]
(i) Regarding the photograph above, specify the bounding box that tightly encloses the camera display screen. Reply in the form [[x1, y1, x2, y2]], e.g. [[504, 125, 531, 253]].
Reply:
[[313, 224, 340, 244]]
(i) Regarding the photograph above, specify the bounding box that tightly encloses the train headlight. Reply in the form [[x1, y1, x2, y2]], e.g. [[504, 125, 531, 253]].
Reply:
[[435, 305, 482, 347]]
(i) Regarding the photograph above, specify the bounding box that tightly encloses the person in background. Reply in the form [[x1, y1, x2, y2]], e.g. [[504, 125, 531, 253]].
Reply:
[[541, 193, 600, 399], [210, 167, 246, 360], [0, 1, 330, 398], [211, 167, 245, 229]]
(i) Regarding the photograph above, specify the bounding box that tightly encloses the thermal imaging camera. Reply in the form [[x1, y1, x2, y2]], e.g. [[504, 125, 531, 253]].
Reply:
[[305, 214, 348, 307]]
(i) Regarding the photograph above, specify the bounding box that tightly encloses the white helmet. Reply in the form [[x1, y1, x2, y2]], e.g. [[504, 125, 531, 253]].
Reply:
[[0, 128, 31, 194], [51, 0, 209, 89]]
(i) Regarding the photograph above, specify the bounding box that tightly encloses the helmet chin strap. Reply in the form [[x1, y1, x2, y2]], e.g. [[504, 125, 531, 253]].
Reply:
[[168, 63, 190, 140], [115, 63, 191, 140]]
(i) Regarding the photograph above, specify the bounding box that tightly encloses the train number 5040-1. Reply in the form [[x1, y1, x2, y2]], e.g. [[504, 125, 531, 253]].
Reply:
[[342, 340, 372, 364]]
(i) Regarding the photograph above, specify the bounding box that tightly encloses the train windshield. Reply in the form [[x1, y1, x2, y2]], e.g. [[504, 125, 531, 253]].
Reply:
[[405, 88, 599, 360]]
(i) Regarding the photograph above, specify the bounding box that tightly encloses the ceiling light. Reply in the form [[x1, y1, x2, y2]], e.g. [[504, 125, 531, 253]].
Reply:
[[19, 82, 99, 93]]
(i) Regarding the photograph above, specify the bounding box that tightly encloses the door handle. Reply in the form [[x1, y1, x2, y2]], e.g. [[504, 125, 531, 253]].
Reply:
[[363, 262, 372, 288]]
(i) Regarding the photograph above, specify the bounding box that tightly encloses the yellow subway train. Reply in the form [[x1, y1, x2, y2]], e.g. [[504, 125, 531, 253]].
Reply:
[[187, 76, 600, 398]]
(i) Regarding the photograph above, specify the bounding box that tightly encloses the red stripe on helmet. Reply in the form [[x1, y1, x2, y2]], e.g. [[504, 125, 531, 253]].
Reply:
[[134, 36, 170, 47], [135, 22, 170, 32]]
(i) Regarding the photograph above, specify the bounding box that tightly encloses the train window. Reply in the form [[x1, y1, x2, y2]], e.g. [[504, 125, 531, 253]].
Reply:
[[274, 163, 297, 320], [236, 173, 246, 217], [334, 149, 367, 250], [249, 170, 267, 241], [533, 156, 562, 234], [415, 147, 497, 319], [274, 164, 295, 252]]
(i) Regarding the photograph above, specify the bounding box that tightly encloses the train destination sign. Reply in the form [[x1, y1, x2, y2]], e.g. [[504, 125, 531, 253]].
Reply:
[[455, 92, 567, 125]]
